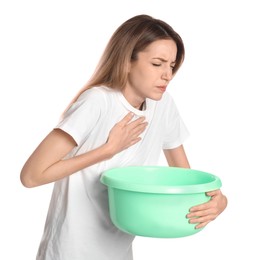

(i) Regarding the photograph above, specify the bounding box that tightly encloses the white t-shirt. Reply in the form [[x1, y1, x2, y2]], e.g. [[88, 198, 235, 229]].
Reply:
[[36, 86, 189, 260]]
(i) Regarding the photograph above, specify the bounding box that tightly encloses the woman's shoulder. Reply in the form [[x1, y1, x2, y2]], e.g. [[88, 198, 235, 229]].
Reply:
[[77, 86, 115, 101]]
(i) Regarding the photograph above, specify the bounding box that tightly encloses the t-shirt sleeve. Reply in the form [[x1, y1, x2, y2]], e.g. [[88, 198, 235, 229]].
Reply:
[[55, 88, 105, 146], [162, 95, 190, 150]]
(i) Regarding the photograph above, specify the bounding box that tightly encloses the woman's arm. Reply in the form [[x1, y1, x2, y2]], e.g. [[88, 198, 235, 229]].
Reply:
[[20, 113, 147, 188], [163, 145, 190, 168], [164, 145, 227, 229]]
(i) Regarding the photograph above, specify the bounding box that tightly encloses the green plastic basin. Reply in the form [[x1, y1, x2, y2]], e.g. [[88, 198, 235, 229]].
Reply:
[[100, 166, 222, 238]]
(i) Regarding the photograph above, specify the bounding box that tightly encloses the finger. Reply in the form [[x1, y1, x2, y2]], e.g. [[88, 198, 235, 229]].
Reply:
[[123, 137, 142, 149], [189, 214, 215, 224], [189, 201, 210, 212], [206, 189, 221, 196], [130, 137, 142, 146], [128, 120, 148, 134], [194, 220, 211, 229], [130, 122, 148, 136], [187, 208, 213, 219], [128, 116, 146, 127], [118, 112, 134, 125]]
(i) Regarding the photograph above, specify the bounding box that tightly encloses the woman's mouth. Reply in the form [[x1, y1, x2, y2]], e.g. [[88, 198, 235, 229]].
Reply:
[[156, 86, 167, 92]]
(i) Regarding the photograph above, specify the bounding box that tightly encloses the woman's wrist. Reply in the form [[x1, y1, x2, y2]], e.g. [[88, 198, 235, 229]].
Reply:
[[101, 143, 116, 159]]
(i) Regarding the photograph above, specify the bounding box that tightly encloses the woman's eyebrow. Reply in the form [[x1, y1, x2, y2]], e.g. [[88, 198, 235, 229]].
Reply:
[[152, 57, 176, 63]]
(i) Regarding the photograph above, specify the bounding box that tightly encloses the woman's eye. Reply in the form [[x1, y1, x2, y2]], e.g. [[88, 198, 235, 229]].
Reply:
[[152, 63, 161, 67]]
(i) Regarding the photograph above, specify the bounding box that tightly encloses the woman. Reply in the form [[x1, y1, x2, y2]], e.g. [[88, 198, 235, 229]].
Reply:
[[21, 14, 227, 260]]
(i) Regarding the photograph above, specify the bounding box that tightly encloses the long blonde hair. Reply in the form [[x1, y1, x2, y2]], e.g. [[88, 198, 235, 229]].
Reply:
[[67, 14, 185, 109]]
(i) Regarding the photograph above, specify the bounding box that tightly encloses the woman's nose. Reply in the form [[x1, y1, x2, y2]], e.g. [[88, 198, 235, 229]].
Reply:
[[161, 68, 173, 82]]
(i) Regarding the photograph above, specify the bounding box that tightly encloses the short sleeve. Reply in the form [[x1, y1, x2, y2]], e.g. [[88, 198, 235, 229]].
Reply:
[[162, 95, 190, 149], [55, 88, 106, 146]]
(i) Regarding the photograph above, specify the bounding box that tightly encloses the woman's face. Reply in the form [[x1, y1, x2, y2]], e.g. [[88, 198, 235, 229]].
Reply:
[[123, 39, 177, 109]]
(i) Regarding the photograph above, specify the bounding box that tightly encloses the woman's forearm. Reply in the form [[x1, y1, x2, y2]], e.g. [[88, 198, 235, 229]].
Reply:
[[21, 143, 113, 188], [21, 113, 147, 188], [163, 145, 190, 168]]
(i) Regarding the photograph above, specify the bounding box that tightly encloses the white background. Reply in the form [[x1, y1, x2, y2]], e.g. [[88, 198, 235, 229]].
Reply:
[[1, 0, 256, 259]]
